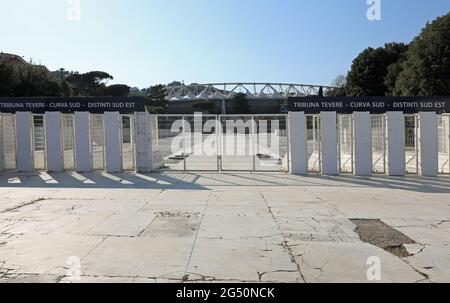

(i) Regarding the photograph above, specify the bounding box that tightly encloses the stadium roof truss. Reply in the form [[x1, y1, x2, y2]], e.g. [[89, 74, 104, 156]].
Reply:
[[165, 83, 336, 101]]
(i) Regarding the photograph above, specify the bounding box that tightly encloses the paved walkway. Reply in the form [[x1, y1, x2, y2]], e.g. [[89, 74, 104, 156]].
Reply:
[[0, 172, 449, 283]]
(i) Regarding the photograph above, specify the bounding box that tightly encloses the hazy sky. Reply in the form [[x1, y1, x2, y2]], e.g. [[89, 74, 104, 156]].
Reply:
[[1, 0, 449, 88]]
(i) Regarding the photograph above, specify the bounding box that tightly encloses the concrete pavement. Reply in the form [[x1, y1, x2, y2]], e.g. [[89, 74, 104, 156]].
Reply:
[[0, 172, 449, 283]]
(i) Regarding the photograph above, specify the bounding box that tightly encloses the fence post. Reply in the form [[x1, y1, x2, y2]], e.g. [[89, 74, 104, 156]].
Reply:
[[135, 112, 153, 173], [354, 112, 372, 176], [104, 112, 122, 173], [288, 112, 307, 175], [387, 111, 405, 176], [15, 112, 33, 172], [45, 112, 63, 172], [419, 112, 438, 176], [74, 112, 92, 172], [321, 111, 338, 175]]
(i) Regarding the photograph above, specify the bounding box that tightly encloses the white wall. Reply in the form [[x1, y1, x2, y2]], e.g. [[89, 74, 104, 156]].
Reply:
[[321, 112, 338, 175], [354, 112, 372, 176], [288, 112, 307, 175]]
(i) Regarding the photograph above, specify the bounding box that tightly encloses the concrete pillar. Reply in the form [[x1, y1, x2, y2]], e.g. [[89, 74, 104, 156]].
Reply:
[[387, 112, 405, 176], [288, 112, 307, 175], [15, 112, 33, 172], [45, 112, 63, 172], [354, 112, 372, 176], [321, 112, 338, 175], [104, 112, 122, 173], [135, 112, 153, 173], [74, 112, 92, 172], [419, 112, 438, 176]]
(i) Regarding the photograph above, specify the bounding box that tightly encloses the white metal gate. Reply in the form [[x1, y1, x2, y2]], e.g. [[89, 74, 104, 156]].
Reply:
[[306, 114, 321, 173], [338, 114, 354, 174], [153, 114, 289, 172], [437, 114, 450, 174], [405, 114, 419, 174]]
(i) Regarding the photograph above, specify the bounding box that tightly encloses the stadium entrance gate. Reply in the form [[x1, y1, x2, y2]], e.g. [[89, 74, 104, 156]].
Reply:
[[152, 114, 289, 172]]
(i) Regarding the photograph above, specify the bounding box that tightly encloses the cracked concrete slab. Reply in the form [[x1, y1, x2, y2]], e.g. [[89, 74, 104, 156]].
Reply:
[[289, 242, 424, 283], [81, 237, 194, 279], [186, 237, 302, 282], [1, 172, 449, 283]]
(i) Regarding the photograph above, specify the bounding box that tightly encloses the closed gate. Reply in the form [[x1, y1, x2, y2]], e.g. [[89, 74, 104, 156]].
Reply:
[[437, 114, 450, 174], [153, 114, 289, 172]]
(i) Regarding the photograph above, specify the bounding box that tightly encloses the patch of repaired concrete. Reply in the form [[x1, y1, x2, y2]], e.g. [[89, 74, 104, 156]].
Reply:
[[350, 219, 416, 258], [140, 212, 201, 238]]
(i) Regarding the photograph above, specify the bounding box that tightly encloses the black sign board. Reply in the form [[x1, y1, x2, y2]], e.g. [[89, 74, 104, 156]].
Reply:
[[0, 97, 147, 114], [288, 96, 450, 114]]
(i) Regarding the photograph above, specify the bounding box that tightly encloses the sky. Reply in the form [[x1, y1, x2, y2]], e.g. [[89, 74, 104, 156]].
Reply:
[[1, 0, 449, 89]]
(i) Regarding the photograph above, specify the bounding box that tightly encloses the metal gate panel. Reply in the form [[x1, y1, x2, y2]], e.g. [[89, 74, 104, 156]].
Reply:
[[62, 114, 75, 170], [155, 115, 184, 171], [438, 115, 450, 174], [0, 114, 16, 171], [220, 115, 256, 171], [90, 114, 105, 170], [338, 114, 354, 174], [254, 115, 289, 172], [121, 115, 135, 171], [32, 114, 46, 170], [306, 115, 321, 173], [405, 114, 419, 174], [184, 114, 219, 171], [371, 114, 386, 174]]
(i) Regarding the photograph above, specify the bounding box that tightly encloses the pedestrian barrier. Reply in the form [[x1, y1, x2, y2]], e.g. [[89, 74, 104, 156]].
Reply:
[[0, 109, 449, 177]]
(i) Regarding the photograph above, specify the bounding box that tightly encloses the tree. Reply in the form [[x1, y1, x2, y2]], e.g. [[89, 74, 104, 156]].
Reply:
[[145, 84, 168, 109], [0, 60, 18, 96], [346, 43, 408, 96], [230, 93, 251, 114], [62, 80, 74, 97], [192, 100, 216, 113], [326, 75, 347, 97], [66, 71, 113, 96], [104, 84, 130, 97], [14, 65, 62, 97], [318, 86, 324, 97], [394, 12, 450, 96]]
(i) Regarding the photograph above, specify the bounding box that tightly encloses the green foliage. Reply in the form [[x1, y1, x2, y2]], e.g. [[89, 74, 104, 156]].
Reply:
[[145, 84, 168, 108], [318, 86, 324, 97], [104, 84, 130, 97], [146, 106, 166, 114], [394, 12, 450, 96], [0, 60, 18, 96], [14, 65, 63, 97], [66, 71, 113, 96], [192, 100, 216, 113], [62, 81, 73, 97], [230, 93, 251, 114], [346, 43, 408, 96], [326, 75, 347, 97]]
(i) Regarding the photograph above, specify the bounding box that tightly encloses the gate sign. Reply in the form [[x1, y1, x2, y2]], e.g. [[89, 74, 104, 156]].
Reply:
[[288, 96, 450, 114], [0, 97, 146, 114]]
